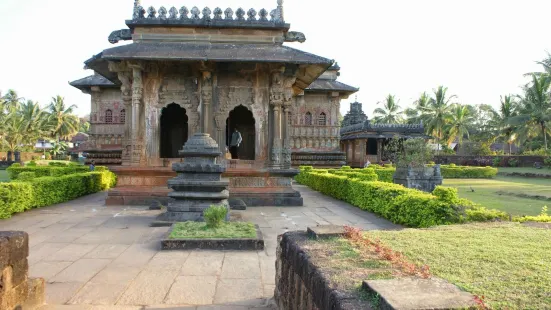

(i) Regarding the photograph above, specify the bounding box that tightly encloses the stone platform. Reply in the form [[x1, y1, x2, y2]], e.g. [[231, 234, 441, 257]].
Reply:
[[106, 166, 303, 207]]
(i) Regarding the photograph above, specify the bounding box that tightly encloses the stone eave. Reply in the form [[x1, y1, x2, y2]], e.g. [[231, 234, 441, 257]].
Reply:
[[85, 43, 333, 94], [69, 74, 119, 93], [305, 80, 359, 95]]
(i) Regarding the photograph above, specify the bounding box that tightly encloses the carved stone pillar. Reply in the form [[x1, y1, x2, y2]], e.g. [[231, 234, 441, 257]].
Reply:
[[131, 66, 144, 166], [282, 106, 292, 169], [377, 139, 383, 163], [117, 71, 133, 165], [269, 68, 284, 168], [200, 68, 213, 134]]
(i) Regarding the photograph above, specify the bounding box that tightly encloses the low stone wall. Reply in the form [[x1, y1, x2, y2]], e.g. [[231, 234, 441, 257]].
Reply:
[[0, 231, 45, 310], [435, 155, 545, 167], [275, 232, 366, 310], [292, 150, 346, 168]]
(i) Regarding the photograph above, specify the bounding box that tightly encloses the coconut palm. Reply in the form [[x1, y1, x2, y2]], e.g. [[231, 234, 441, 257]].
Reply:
[[48, 95, 79, 141], [1, 89, 24, 111], [406, 92, 430, 124], [20, 100, 49, 146], [487, 95, 519, 154], [511, 74, 551, 150], [1, 109, 25, 152], [373, 94, 403, 123], [445, 104, 474, 147], [420, 86, 457, 151]]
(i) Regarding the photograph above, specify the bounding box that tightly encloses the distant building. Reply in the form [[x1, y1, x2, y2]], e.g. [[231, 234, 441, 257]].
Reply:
[[339, 101, 427, 167]]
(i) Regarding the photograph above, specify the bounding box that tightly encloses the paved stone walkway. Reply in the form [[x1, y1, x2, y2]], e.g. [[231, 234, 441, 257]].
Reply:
[[1, 184, 398, 309]]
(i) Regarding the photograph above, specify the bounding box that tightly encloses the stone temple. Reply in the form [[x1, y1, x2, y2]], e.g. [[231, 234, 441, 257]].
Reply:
[[70, 0, 358, 206]]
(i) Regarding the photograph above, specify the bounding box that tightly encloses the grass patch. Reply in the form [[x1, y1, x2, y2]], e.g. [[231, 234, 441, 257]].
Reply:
[[444, 176, 551, 216], [368, 223, 551, 309], [301, 238, 394, 292], [0, 170, 10, 182], [169, 221, 257, 239]]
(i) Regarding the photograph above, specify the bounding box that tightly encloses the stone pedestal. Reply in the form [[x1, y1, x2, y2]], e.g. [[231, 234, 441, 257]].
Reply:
[[229, 168, 303, 206], [154, 133, 229, 226], [393, 165, 443, 193]]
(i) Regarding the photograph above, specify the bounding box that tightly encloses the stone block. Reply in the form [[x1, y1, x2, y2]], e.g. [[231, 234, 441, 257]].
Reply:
[[161, 225, 264, 251], [307, 225, 345, 239], [362, 278, 477, 310], [0, 231, 29, 267]]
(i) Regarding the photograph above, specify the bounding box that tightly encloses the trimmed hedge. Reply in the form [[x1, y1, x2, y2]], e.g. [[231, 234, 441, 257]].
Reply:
[[439, 165, 497, 178], [0, 168, 117, 219], [7, 165, 89, 180], [297, 167, 507, 227]]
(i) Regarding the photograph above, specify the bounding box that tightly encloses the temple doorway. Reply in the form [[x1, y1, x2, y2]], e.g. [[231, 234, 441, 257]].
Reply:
[[226, 105, 255, 160], [160, 103, 188, 158]]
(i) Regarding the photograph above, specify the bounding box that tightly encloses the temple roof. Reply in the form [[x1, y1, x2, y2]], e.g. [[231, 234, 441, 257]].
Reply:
[[91, 42, 331, 64], [340, 120, 427, 140], [305, 80, 358, 94], [85, 42, 333, 93], [69, 74, 119, 92]]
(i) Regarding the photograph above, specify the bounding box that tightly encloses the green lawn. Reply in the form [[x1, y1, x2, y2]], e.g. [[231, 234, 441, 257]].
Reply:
[[0, 170, 10, 182], [498, 167, 551, 176], [368, 223, 551, 309], [444, 176, 551, 216], [169, 222, 257, 239]]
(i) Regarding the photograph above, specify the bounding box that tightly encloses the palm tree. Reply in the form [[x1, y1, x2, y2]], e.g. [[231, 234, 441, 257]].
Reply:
[[420, 86, 457, 151], [1, 89, 24, 111], [487, 95, 518, 154], [1, 109, 25, 153], [445, 104, 474, 147], [512, 74, 551, 150], [48, 95, 79, 141], [20, 100, 49, 147], [406, 92, 430, 124], [373, 95, 403, 123]]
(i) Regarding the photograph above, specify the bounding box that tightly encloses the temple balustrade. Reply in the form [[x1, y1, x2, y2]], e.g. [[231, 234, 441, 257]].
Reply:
[[131, 2, 285, 24]]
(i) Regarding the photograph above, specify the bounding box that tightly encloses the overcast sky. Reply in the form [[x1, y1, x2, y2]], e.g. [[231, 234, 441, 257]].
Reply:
[[0, 0, 549, 117]]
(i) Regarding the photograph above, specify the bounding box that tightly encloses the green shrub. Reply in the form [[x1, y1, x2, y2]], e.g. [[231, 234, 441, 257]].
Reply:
[[0, 168, 117, 219], [48, 162, 68, 167], [449, 163, 456, 167], [203, 205, 228, 228], [296, 167, 506, 227], [329, 170, 378, 182], [10, 163, 21, 168], [341, 166, 352, 170], [0, 183, 33, 219], [514, 206, 551, 223], [17, 172, 36, 182], [432, 186, 459, 204], [27, 161, 37, 167], [440, 165, 497, 178], [7, 166, 89, 180], [492, 157, 501, 167], [544, 157, 551, 169]]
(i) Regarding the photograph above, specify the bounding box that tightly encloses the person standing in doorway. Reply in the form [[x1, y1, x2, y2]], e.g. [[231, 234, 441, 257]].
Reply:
[[229, 128, 242, 159]]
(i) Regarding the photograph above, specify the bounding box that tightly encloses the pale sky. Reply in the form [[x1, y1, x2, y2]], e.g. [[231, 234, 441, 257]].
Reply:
[[0, 0, 549, 118]]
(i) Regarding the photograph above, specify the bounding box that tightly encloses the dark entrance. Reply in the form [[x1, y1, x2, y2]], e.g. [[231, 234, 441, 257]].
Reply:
[[160, 103, 188, 158], [226, 105, 255, 160]]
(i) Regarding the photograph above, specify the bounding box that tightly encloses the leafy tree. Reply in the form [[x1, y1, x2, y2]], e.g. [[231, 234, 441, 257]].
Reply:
[[373, 94, 403, 123], [48, 95, 79, 141], [20, 100, 49, 146], [1, 89, 24, 111]]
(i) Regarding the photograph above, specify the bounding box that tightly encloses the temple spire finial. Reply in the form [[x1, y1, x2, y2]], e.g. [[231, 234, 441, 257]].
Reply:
[[355, 95, 358, 102], [133, 0, 142, 19], [277, 0, 284, 22]]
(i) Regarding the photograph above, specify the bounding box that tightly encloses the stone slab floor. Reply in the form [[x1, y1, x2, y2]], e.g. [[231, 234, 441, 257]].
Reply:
[[0, 184, 398, 309]]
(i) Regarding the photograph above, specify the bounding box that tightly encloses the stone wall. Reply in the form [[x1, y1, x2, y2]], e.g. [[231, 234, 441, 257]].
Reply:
[[434, 155, 546, 167], [0, 231, 44, 310], [275, 232, 366, 310]]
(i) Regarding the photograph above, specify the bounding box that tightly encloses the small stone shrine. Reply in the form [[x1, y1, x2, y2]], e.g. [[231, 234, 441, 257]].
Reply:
[[340, 101, 428, 167], [154, 133, 229, 225]]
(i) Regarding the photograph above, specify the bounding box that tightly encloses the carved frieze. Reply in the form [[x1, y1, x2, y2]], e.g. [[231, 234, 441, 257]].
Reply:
[[230, 177, 291, 188], [214, 87, 256, 130]]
